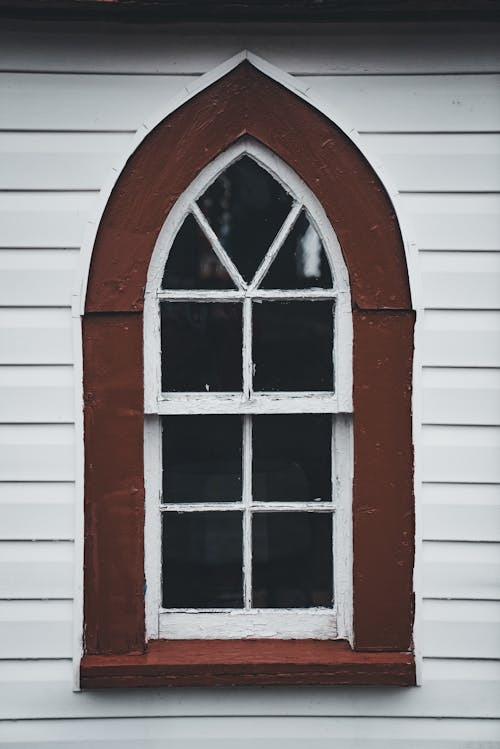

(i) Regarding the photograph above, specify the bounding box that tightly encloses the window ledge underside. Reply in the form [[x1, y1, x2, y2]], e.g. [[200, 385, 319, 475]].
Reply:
[[81, 639, 415, 688]]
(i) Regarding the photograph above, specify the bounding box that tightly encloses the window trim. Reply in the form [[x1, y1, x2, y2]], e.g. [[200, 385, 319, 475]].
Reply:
[[144, 139, 354, 642], [80, 58, 415, 687]]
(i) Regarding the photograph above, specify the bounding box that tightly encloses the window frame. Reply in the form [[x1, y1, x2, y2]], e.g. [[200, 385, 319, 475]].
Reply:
[[80, 59, 416, 688], [144, 139, 353, 642]]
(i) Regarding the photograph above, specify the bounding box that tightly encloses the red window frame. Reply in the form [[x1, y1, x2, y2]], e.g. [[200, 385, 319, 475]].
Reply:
[[80, 62, 415, 688]]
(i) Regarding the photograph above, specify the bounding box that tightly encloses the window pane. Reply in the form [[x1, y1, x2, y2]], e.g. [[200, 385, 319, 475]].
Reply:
[[252, 512, 333, 608], [260, 210, 332, 289], [253, 301, 333, 391], [162, 416, 242, 503], [197, 156, 293, 283], [161, 213, 235, 290], [162, 511, 243, 608], [253, 415, 331, 502], [161, 301, 242, 392]]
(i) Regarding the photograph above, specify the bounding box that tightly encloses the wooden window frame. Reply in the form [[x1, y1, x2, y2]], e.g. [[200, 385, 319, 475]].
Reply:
[[80, 61, 416, 688], [144, 138, 353, 641]]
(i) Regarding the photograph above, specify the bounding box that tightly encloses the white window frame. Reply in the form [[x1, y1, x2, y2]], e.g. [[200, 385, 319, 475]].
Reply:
[[144, 137, 353, 641]]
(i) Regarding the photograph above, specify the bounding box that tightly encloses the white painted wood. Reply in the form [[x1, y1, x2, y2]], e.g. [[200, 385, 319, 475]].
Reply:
[[0, 132, 133, 190], [422, 367, 500, 426], [155, 393, 341, 415], [0, 542, 73, 600], [0, 499, 74, 541], [422, 425, 500, 483], [423, 311, 500, 367], [1, 715, 500, 748], [401, 194, 500, 252], [421, 252, 500, 310], [0, 192, 96, 249], [0, 600, 73, 659], [0, 425, 74, 482], [159, 609, 337, 639], [423, 541, 500, 600], [360, 133, 500, 192], [0, 308, 73, 365], [422, 599, 500, 659], [0, 250, 78, 307], [422, 483, 500, 542], [249, 201, 302, 289], [2, 22, 500, 74], [303, 74, 500, 133], [2, 659, 500, 720], [0, 366, 74, 423], [0, 74, 195, 132]]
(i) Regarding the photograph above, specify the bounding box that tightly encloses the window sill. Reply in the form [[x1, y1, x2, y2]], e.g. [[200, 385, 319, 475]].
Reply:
[[81, 639, 415, 688]]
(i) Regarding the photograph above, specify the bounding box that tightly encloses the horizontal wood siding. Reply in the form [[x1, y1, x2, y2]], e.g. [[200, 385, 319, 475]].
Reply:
[[0, 19, 499, 746]]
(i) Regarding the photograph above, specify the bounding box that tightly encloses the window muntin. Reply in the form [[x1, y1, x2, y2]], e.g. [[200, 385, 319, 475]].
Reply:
[[145, 139, 353, 641]]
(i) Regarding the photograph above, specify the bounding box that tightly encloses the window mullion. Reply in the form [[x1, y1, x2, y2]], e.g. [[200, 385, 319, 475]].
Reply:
[[242, 414, 253, 610]]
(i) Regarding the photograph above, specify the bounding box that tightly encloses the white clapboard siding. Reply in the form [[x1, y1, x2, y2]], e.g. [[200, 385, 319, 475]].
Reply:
[[422, 368, 500, 426], [2, 25, 500, 74], [423, 541, 500, 600], [0, 132, 133, 190], [1, 716, 499, 748], [0, 250, 78, 307], [421, 252, 500, 310], [0, 193, 96, 249], [0, 366, 74, 423], [303, 75, 500, 133], [422, 483, 500, 542], [0, 425, 74, 482], [0, 483, 74, 541], [2, 74, 499, 134], [422, 425, 500, 483], [0, 74, 196, 132], [423, 310, 500, 367], [423, 600, 500, 659], [1, 659, 500, 721], [0, 309, 73, 365], [401, 194, 500, 252], [360, 133, 500, 192], [0, 542, 73, 600], [0, 600, 72, 659]]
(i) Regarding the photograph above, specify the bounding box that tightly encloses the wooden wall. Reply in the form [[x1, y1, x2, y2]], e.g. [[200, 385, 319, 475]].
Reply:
[[0, 19, 499, 747]]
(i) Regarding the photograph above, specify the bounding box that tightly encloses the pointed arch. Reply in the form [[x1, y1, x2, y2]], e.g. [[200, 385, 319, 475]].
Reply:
[[81, 60, 415, 686]]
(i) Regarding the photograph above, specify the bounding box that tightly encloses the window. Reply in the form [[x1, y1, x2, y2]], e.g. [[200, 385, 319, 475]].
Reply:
[[81, 60, 415, 687], [144, 140, 353, 641]]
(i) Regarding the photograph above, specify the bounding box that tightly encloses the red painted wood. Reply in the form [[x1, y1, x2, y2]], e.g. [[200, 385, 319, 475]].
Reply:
[[86, 63, 411, 313], [81, 640, 416, 688], [82, 60, 415, 679], [353, 310, 415, 651]]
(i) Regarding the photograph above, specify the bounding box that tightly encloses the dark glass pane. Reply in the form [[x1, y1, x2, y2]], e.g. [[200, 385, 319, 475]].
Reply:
[[162, 416, 242, 503], [161, 302, 242, 392], [162, 511, 243, 608], [252, 512, 333, 608], [197, 156, 293, 283], [261, 210, 332, 289], [253, 415, 331, 502], [253, 301, 333, 391], [161, 213, 235, 290]]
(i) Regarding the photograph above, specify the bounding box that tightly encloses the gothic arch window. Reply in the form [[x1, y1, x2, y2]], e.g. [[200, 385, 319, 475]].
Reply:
[[81, 61, 415, 687]]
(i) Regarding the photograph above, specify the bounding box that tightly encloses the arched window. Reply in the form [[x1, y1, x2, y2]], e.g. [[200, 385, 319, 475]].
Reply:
[[81, 60, 415, 687], [144, 139, 352, 640]]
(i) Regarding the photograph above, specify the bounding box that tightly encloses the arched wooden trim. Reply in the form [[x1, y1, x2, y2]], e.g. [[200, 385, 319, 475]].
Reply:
[[82, 61, 415, 686]]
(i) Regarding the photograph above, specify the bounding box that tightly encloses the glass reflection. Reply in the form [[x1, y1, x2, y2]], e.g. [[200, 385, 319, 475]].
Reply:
[[161, 301, 242, 392], [252, 512, 333, 607], [197, 156, 293, 283], [261, 210, 332, 289], [162, 213, 235, 290]]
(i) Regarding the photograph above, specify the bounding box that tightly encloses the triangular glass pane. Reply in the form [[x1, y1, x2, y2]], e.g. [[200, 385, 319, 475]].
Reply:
[[197, 156, 293, 283], [260, 209, 332, 289], [162, 213, 236, 290]]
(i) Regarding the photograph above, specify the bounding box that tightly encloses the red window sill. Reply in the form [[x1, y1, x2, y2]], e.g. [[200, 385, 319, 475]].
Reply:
[[81, 639, 416, 688]]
